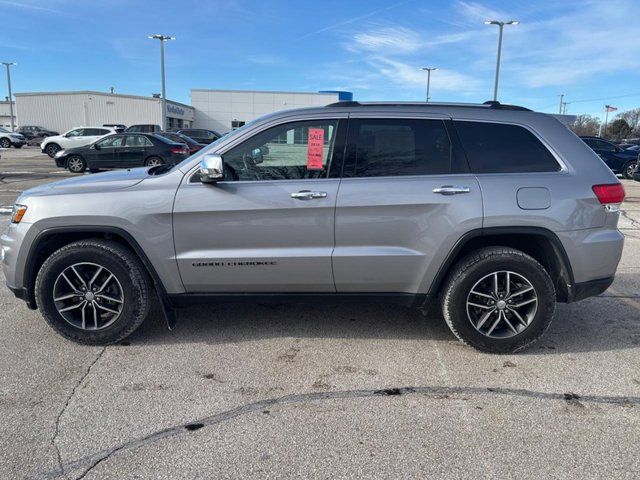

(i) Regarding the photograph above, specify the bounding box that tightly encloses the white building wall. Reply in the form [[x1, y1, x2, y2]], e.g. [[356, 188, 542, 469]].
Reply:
[[191, 89, 339, 133], [14, 92, 195, 133], [0, 101, 16, 129]]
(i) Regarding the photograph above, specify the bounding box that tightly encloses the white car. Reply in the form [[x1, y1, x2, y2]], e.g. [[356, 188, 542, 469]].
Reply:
[[41, 126, 116, 158], [0, 128, 27, 149]]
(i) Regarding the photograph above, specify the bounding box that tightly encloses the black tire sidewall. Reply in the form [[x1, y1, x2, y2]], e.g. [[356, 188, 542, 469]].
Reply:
[[445, 253, 555, 353], [36, 245, 146, 344]]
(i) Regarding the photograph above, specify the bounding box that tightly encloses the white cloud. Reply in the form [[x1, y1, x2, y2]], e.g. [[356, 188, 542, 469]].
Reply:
[[351, 27, 422, 54]]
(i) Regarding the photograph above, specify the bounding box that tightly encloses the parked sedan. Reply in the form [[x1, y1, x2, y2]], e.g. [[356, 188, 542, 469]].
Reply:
[[54, 133, 190, 173], [155, 132, 205, 154], [0, 128, 26, 148], [16, 125, 59, 140], [176, 128, 221, 144], [580, 136, 639, 179]]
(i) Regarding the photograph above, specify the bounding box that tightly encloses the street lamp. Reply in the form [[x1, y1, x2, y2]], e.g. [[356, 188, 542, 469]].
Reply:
[[484, 20, 518, 102], [420, 67, 438, 102], [2, 62, 16, 132], [148, 34, 175, 131]]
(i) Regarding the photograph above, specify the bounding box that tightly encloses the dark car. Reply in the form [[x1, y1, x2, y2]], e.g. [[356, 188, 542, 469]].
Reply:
[[580, 136, 639, 179], [176, 128, 221, 144], [156, 132, 205, 154], [125, 124, 161, 133], [103, 124, 126, 133], [17, 125, 59, 140], [54, 133, 190, 173]]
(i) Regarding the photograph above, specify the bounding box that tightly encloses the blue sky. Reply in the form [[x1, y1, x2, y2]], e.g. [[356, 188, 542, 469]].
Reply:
[[1, 0, 639, 119]]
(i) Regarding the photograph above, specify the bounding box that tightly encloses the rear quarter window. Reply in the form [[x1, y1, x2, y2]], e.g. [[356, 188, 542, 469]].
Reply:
[[454, 121, 561, 173]]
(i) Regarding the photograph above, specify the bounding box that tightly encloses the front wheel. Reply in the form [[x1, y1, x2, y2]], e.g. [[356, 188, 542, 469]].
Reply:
[[441, 247, 555, 353], [34, 239, 152, 345], [622, 160, 638, 179], [66, 155, 86, 173], [0, 138, 10, 148], [45, 143, 60, 157]]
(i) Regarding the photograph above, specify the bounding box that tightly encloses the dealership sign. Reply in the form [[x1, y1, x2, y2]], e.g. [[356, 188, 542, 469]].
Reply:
[[166, 103, 193, 119]]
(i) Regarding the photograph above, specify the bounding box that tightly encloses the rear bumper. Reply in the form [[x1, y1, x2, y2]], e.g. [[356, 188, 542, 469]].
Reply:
[[567, 276, 614, 302]]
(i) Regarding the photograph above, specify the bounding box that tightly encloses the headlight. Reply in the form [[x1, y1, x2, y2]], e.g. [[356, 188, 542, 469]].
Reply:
[[11, 205, 27, 224], [55, 150, 65, 158]]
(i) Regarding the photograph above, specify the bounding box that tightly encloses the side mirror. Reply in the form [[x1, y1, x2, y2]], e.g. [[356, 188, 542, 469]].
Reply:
[[94, 143, 101, 150], [199, 153, 224, 183]]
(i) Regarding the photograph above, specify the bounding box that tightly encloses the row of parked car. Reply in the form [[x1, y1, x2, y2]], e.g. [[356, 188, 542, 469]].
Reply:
[[579, 136, 639, 179], [30, 124, 223, 172]]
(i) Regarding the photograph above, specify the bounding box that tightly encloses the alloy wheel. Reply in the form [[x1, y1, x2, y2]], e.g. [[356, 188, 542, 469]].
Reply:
[[466, 270, 538, 339], [0, 138, 10, 148], [46, 144, 59, 156], [52, 262, 124, 330], [68, 157, 84, 172], [146, 157, 163, 167]]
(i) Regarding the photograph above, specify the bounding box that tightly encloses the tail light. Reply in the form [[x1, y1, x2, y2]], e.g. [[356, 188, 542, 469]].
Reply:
[[592, 183, 625, 204], [170, 146, 189, 155]]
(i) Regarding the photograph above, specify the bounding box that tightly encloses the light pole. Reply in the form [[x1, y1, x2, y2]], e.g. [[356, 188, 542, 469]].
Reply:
[[2, 62, 16, 132], [558, 93, 564, 114], [420, 67, 438, 102], [484, 20, 518, 102], [148, 34, 175, 131]]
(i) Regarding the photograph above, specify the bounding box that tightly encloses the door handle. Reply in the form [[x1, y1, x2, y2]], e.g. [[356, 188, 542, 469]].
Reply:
[[291, 190, 328, 200], [432, 185, 470, 195]]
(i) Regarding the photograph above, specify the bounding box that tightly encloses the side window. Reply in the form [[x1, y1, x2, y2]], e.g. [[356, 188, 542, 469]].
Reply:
[[454, 121, 561, 173], [96, 135, 125, 148], [222, 120, 339, 181], [594, 139, 616, 152], [346, 119, 451, 177], [125, 135, 153, 147], [66, 129, 84, 137]]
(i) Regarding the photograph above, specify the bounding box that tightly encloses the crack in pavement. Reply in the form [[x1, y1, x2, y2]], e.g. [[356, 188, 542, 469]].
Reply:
[[620, 209, 640, 229], [38, 385, 639, 480], [50, 347, 106, 479]]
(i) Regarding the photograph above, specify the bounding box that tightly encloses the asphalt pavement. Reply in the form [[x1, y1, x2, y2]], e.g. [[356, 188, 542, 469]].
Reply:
[[0, 147, 638, 479]]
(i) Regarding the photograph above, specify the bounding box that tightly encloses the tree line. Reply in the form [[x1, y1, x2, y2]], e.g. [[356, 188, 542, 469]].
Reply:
[[568, 108, 640, 141]]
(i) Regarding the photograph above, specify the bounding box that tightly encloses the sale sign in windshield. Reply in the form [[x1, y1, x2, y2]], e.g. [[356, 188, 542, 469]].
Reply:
[[307, 128, 324, 170]]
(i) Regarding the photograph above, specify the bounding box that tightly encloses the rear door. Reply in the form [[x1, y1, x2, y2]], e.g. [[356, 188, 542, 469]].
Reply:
[[333, 115, 483, 294], [121, 134, 153, 167], [173, 116, 347, 292]]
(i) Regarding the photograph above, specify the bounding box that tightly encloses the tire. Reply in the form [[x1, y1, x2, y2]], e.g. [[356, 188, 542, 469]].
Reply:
[[45, 143, 61, 158], [14, 144, 23, 149], [0, 138, 10, 148], [622, 160, 638, 179], [89, 168, 100, 174], [441, 246, 556, 354], [34, 239, 152, 345], [66, 155, 86, 173], [144, 156, 164, 167]]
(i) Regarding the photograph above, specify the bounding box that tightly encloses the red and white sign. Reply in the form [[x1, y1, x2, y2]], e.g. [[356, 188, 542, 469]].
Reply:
[[307, 128, 324, 170]]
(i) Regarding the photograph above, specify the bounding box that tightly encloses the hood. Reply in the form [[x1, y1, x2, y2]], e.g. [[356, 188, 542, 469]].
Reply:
[[22, 167, 149, 197]]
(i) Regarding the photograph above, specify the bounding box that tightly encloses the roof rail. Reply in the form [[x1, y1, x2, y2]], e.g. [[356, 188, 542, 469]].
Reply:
[[325, 100, 531, 111]]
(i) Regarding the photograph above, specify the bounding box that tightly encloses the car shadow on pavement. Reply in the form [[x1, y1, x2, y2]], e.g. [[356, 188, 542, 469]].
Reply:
[[128, 274, 640, 356]]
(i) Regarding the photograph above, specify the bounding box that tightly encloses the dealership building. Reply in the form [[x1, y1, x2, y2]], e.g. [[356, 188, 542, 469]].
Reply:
[[0, 100, 16, 129], [11, 89, 352, 134], [14, 91, 195, 133]]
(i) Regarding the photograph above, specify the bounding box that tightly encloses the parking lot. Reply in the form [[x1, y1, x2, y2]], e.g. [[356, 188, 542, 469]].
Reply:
[[0, 146, 638, 479]]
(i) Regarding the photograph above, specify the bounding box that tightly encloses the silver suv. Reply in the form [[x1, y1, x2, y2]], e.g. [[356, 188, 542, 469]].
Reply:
[[0, 101, 625, 353]]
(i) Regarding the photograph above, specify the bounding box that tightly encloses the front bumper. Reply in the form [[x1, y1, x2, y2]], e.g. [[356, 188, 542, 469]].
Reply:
[[11, 139, 26, 147]]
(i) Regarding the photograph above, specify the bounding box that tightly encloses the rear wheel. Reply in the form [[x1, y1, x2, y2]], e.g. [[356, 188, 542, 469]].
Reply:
[[144, 156, 163, 167], [35, 239, 151, 345], [67, 155, 86, 173], [441, 247, 555, 353], [45, 143, 60, 157], [622, 160, 638, 179], [0, 138, 10, 148]]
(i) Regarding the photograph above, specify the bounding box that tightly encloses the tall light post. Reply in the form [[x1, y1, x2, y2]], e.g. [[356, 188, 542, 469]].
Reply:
[[148, 34, 175, 131], [558, 93, 564, 114], [484, 20, 518, 102], [2, 62, 16, 132], [420, 67, 438, 102]]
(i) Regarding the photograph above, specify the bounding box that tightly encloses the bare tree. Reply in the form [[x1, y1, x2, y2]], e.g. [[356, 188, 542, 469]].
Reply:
[[616, 108, 640, 137], [568, 114, 601, 136]]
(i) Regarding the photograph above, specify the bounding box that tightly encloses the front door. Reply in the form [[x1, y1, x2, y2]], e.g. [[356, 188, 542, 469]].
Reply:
[[333, 116, 483, 294], [89, 135, 124, 168], [173, 117, 347, 292]]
